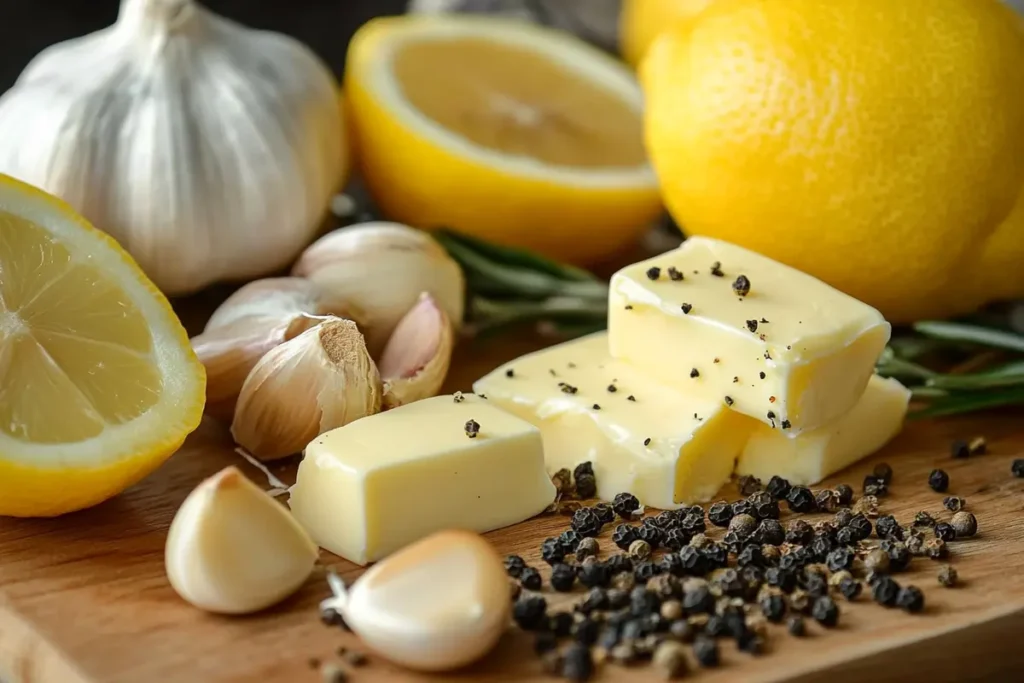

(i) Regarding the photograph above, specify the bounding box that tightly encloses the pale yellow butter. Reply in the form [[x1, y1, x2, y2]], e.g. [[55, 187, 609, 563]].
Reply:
[[736, 375, 910, 485], [288, 395, 555, 565], [609, 237, 890, 433], [473, 333, 752, 509]]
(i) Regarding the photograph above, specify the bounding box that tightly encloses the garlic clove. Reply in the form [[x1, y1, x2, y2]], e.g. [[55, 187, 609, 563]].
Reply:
[[292, 222, 465, 356], [326, 530, 510, 671], [192, 278, 326, 420], [165, 466, 318, 615], [379, 293, 454, 409], [231, 317, 383, 461]]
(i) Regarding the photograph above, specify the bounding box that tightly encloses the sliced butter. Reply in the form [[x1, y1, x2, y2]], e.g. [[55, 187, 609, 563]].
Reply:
[[288, 394, 555, 565], [473, 333, 752, 509], [736, 375, 910, 486], [609, 237, 890, 433]]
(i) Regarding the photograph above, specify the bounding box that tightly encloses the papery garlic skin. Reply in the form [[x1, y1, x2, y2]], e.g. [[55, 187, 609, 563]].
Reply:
[[165, 466, 318, 615], [191, 278, 325, 421], [231, 318, 382, 461], [379, 293, 454, 409], [292, 222, 465, 355], [0, 0, 348, 295]]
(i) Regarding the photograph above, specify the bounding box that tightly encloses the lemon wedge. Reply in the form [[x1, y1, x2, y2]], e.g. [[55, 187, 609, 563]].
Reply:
[[345, 15, 663, 265], [0, 174, 206, 517]]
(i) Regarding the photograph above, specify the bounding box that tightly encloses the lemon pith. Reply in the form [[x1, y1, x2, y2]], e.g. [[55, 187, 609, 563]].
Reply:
[[0, 174, 206, 517], [345, 16, 664, 265]]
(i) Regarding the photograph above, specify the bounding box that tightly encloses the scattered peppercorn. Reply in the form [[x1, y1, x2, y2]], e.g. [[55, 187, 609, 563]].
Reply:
[[896, 585, 925, 613], [811, 596, 839, 627], [875, 514, 901, 540], [629, 539, 653, 562], [928, 469, 950, 493], [534, 631, 558, 655], [519, 566, 542, 591], [550, 563, 576, 592], [937, 565, 958, 588], [950, 439, 971, 459], [646, 266, 662, 281], [730, 274, 752, 298], [729, 513, 758, 538], [1013, 459, 1024, 478], [815, 489, 840, 513], [667, 266, 684, 282], [781, 420, 792, 430], [913, 511, 937, 527], [765, 475, 791, 501], [571, 507, 603, 538], [628, 395, 636, 402], [872, 576, 900, 607], [784, 519, 813, 546], [756, 519, 786, 546], [513, 595, 548, 629], [724, 396, 734, 406], [710, 261, 724, 277], [826, 547, 855, 573], [692, 637, 720, 667], [757, 592, 787, 623], [951, 511, 978, 538], [787, 486, 816, 513], [942, 496, 965, 513], [464, 419, 480, 438], [924, 538, 948, 560], [681, 303, 693, 314], [934, 523, 956, 542], [612, 523, 639, 551], [746, 319, 758, 333], [505, 555, 527, 578], [708, 501, 733, 527], [786, 615, 806, 637], [737, 474, 763, 496], [561, 643, 594, 681]]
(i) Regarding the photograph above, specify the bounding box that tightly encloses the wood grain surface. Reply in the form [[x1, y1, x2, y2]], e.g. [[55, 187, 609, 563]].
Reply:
[[1, 331, 1023, 683]]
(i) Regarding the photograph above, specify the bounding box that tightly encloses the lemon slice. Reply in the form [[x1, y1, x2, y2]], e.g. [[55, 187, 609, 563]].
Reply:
[[0, 175, 206, 517], [346, 15, 663, 264]]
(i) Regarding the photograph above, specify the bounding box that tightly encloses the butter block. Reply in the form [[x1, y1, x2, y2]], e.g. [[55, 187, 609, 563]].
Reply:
[[473, 333, 753, 509], [609, 237, 891, 433], [288, 395, 555, 565], [736, 375, 910, 486]]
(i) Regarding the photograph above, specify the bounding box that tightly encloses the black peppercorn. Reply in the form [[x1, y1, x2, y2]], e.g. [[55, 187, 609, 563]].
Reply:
[[732, 274, 751, 297], [701, 543, 729, 571], [534, 631, 558, 655], [951, 511, 978, 538], [803, 572, 829, 599], [571, 507, 603, 538], [729, 513, 758, 538], [605, 588, 630, 612], [549, 611, 574, 637], [815, 489, 839, 513], [937, 565, 958, 588], [464, 419, 480, 438], [669, 619, 696, 643], [630, 586, 661, 615], [708, 501, 733, 527], [645, 266, 662, 281], [637, 523, 664, 549], [513, 595, 548, 629], [737, 544, 765, 568], [756, 519, 786, 546], [951, 439, 971, 459], [703, 614, 728, 638], [839, 576, 862, 601], [914, 511, 937, 527], [540, 537, 565, 565], [784, 519, 813, 545], [754, 499, 781, 521], [943, 496, 966, 513], [692, 637, 720, 667], [808, 534, 834, 561], [634, 561, 660, 584], [765, 566, 797, 593], [519, 567, 542, 591], [786, 486, 816, 513], [811, 596, 839, 627], [578, 561, 610, 588], [572, 618, 600, 645], [680, 512, 707, 535], [575, 474, 597, 499], [787, 615, 806, 637], [505, 554, 527, 578], [657, 528, 685, 552], [934, 522, 956, 542], [605, 553, 633, 576], [826, 547, 855, 573], [847, 514, 873, 541], [875, 514, 901, 540], [896, 585, 925, 613], [577, 587, 609, 615], [611, 523, 639, 551], [667, 266, 684, 281], [738, 474, 763, 496], [873, 462, 894, 484], [612, 492, 640, 519], [928, 469, 950, 493], [766, 475, 792, 500], [590, 502, 613, 525], [561, 643, 593, 681], [683, 584, 715, 614], [760, 593, 787, 622], [681, 302, 693, 314], [550, 563, 576, 592], [559, 529, 583, 554], [1013, 459, 1024, 478], [835, 526, 857, 546], [883, 540, 911, 572], [863, 477, 888, 497], [872, 576, 900, 607], [835, 483, 854, 505], [724, 396, 734, 406], [677, 546, 708, 576]]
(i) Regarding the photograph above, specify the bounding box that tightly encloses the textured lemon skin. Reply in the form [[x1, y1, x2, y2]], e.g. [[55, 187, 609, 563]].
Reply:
[[0, 174, 206, 518], [345, 17, 664, 266], [619, 0, 714, 68], [642, 0, 1024, 322]]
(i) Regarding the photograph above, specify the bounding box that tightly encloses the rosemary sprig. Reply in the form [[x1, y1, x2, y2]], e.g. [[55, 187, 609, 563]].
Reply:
[[437, 229, 1024, 418]]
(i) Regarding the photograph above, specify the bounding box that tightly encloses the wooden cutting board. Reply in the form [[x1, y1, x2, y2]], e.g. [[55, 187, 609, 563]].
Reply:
[[1, 331, 1023, 683]]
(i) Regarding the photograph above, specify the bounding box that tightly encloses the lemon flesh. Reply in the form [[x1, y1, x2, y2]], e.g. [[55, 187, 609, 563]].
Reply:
[[0, 176, 205, 517]]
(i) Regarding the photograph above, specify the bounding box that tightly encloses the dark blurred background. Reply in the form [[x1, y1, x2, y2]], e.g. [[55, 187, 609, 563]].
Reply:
[[0, 0, 408, 90]]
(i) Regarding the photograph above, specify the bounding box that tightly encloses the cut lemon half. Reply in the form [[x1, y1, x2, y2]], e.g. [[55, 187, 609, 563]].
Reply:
[[0, 175, 206, 517], [345, 15, 663, 265]]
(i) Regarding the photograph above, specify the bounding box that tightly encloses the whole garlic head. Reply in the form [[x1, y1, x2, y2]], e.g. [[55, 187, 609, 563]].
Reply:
[[0, 0, 348, 295], [231, 317, 383, 461], [292, 222, 465, 356]]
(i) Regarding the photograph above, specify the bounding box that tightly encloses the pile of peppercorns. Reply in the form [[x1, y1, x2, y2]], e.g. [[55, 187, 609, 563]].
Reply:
[[508, 462, 978, 680]]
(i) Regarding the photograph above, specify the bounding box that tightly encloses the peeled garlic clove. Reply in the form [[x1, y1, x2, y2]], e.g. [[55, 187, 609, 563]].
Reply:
[[192, 278, 326, 421], [328, 530, 510, 671], [231, 317, 383, 460], [379, 293, 454, 409], [292, 222, 465, 355], [165, 466, 318, 615]]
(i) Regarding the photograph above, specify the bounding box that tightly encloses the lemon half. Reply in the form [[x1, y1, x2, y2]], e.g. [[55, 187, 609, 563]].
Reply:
[[0, 175, 206, 517], [346, 15, 663, 265]]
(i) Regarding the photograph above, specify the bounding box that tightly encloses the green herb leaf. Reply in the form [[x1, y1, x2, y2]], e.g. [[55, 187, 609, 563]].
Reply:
[[909, 385, 1024, 419], [913, 321, 1024, 353]]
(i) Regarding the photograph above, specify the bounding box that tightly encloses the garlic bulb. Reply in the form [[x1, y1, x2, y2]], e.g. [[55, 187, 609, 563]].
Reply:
[[321, 530, 510, 671], [191, 278, 326, 421], [232, 317, 382, 460], [379, 293, 454, 409], [166, 466, 319, 615], [0, 0, 348, 295], [292, 222, 465, 355]]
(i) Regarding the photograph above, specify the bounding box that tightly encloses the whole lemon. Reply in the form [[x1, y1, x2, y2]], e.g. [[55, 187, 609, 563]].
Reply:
[[642, 0, 1024, 322], [619, 0, 715, 67]]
